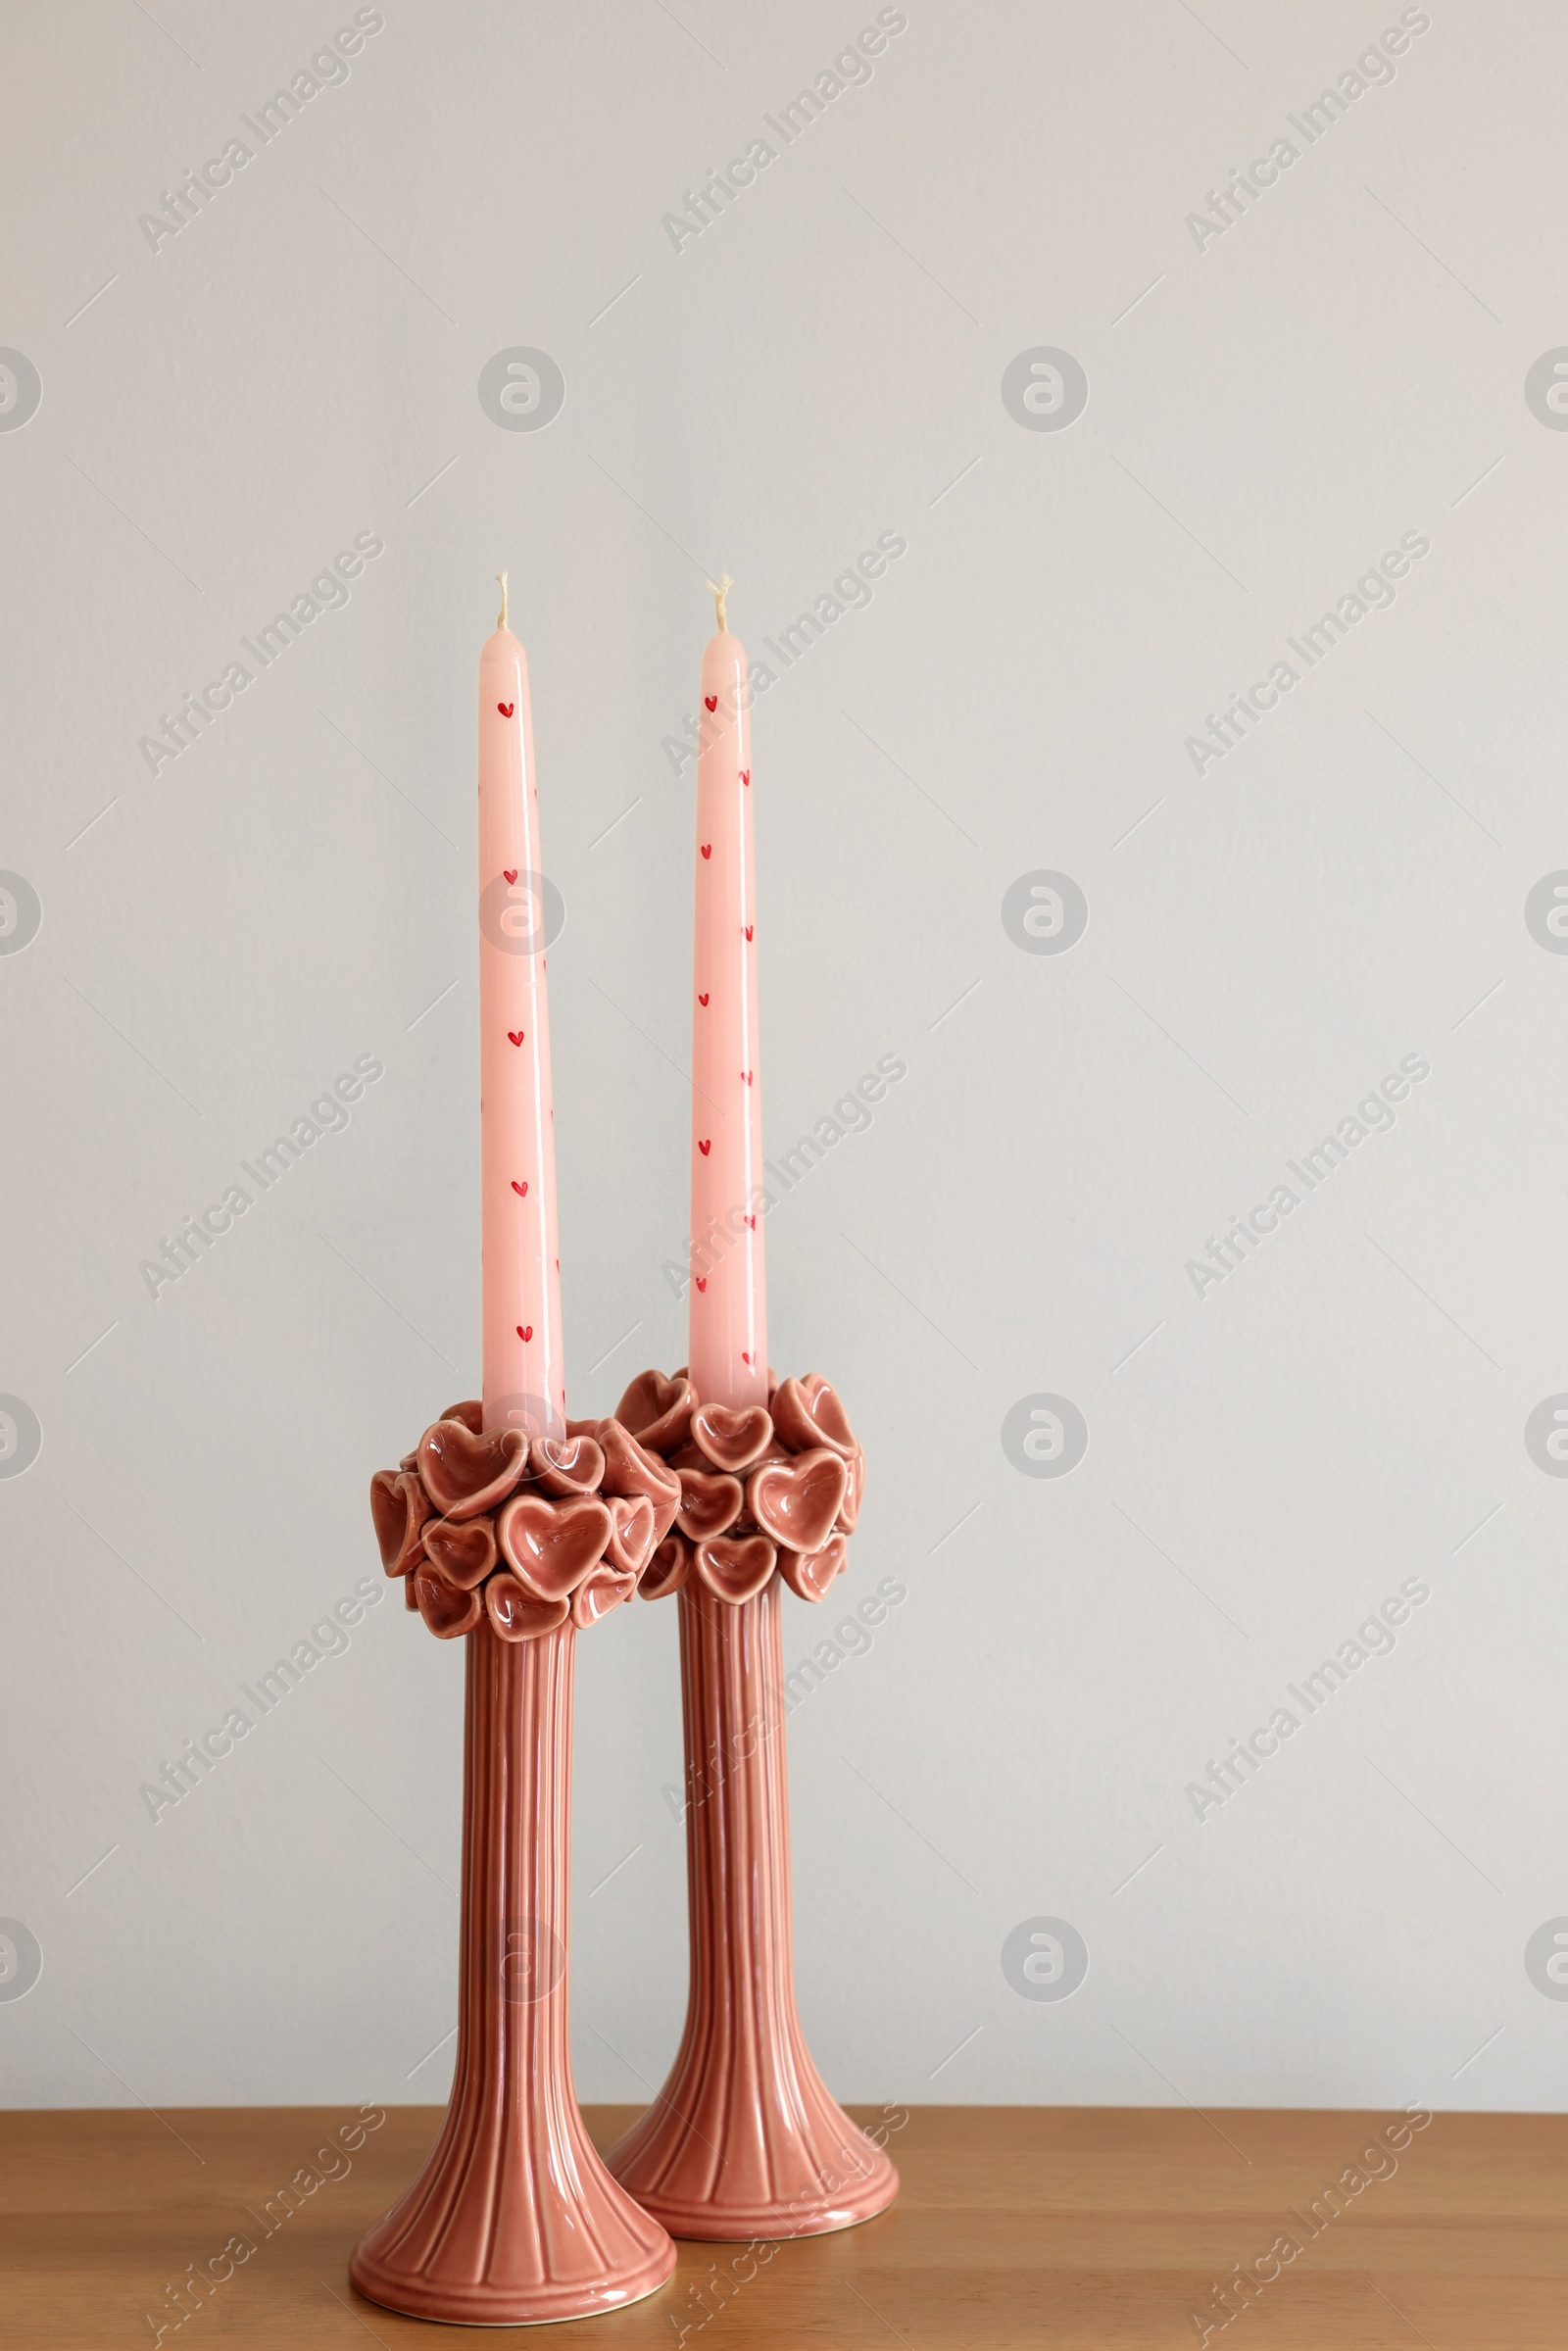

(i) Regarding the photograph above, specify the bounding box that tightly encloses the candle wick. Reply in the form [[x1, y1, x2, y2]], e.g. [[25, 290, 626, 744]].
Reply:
[[707, 574, 733, 633], [496, 570, 509, 630]]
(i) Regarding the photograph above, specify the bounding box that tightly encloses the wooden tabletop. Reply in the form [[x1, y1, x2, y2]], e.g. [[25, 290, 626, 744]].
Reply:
[[3, 2102, 1565, 2346]]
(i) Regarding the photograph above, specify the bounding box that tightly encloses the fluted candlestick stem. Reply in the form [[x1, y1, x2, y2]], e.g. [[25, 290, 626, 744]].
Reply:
[[350, 1624, 674, 2322], [607, 1583, 898, 2238]]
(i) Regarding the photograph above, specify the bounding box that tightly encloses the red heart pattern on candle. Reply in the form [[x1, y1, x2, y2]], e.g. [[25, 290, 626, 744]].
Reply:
[[508, 1030, 524, 1046], [503, 867, 517, 884], [701, 844, 711, 858], [695, 1277, 707, 1291], [497, 1492, 612, 1601], [741, 1351, 754, 1365], [705, 694, 717, 711], [512, 1180, 528, 1197], [698, 1139, 710, 1155], [516, 1323, 532, 1342], [748, 1448, 849, 1554], [497, 702, 514, 716], [745, 1215, 756, 1230], [745, 925, 754, 941], [698, 993, 709, 1005], [742, 1070, 753, 1084], [740, 769, 750, 786]]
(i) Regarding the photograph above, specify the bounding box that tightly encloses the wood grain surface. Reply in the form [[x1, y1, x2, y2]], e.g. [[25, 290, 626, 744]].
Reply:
[[2, 2102, 1565, 2347]]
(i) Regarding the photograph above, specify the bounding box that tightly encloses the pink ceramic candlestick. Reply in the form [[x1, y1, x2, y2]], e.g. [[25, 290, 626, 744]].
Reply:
[[350, 581, 676, 2325], [607, 587, 898, 2240], [687, 585, 766, 1407], [479, 573, 564, 1442], [349, 1629, 674, 2323]]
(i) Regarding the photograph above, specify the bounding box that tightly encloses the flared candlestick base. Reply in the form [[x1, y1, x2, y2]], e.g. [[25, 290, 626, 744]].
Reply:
[[606, 1581, 899, 2240], [350, 1623, 675, 2324]]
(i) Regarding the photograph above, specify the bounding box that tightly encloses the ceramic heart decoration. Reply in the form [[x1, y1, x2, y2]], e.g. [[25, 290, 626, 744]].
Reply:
[[371, 1468, 431, 1576], [605, 1494, 657, 1580], [483, 1575, 568, 1642], [747, 1448, 849, 1555], [836, 1445, 865, 1534], [598, 1421, 681, 1538], [778, 1536, 847, 1603], [693, 1534, 777, 1603], [413, 1562, 483, 1639], [769, 1374, 856, 1458], [572, 1562, 637, 1627], [614, 1369, 696, 1455], [423, 1515, 499, 1591], [497, 1493, 612, 1601], [419, 1420, 529, 1521], [640, 1534, 692, 1599], [690, 1400, 773, 1473], [674, 1468, 744, 1543], [531, 1433, 606, 1497]]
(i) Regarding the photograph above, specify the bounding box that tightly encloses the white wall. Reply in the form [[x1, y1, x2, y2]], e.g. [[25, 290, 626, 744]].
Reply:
[[4, 0, 1568, 2117]]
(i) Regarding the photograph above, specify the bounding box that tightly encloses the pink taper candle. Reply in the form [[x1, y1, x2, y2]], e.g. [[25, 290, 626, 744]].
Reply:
[[606, 578, 898, 2242], [689, 578, 766, 1408], [478, 573, 564, 1441]]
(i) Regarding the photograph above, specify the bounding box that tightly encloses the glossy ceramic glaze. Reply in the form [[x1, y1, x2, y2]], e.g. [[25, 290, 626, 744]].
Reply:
[[608, 1370, 896, 2240], [349, 1622, 675, 2323]]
